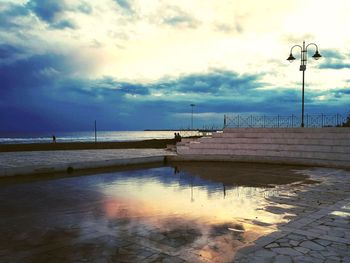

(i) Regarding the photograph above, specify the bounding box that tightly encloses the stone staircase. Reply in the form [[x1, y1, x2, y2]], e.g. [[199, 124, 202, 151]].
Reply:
[[175, 128, 350, 168]]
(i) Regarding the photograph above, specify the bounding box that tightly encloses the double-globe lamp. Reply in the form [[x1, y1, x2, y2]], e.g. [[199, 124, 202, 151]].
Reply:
[[287, 41, 322, 127]]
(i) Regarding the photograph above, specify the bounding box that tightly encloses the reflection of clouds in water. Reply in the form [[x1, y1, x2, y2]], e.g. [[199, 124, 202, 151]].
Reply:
[[97, 165, 298, 261], [91, 164, 314, 262], [100, 166, 289, 225]]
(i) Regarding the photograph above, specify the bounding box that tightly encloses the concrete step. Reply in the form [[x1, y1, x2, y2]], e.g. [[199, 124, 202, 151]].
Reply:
[[188, 142, 350, 154], [178, 148, 350, 161], [216, 132, 350, 139], [197, 137, 350, 146], [171, 154, 350, 168], [177, 127, 350, 168]]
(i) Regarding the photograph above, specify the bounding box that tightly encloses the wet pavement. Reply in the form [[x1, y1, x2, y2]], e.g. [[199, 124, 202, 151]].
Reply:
[[234, 168, 350, 263], [0, 162, 349, 262]]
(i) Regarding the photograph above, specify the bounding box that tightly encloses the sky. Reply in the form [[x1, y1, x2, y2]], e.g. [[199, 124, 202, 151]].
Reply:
[[0, 0, 349, 132]]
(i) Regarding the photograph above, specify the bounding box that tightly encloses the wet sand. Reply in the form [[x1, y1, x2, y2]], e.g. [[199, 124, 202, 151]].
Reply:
[[0, 139, 177, 152]]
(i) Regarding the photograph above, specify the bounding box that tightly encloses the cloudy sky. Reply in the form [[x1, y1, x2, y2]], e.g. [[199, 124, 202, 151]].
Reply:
[[0, 0, 349, 132]]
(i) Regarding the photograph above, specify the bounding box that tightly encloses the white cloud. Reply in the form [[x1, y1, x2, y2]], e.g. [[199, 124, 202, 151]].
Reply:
[[2, 0, 350, 90]]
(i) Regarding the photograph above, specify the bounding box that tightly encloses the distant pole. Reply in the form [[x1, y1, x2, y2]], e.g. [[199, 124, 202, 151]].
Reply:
[[94, 120, 97, 143], [190, 104, 195, 130]]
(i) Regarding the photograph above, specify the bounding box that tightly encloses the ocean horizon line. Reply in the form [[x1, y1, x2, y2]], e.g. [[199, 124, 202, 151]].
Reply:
[[0, 130, 203, 144]]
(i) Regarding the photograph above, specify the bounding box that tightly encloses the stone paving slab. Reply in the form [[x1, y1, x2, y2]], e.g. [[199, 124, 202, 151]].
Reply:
[[0, 149, 174, 177], [233, 168, 350, 263]]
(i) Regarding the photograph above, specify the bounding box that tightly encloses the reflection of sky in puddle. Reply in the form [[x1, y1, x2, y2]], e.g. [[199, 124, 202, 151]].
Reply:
[[101, 167, 286, 225], [97, 166, 295, 261], [331, 211, 350, 218]]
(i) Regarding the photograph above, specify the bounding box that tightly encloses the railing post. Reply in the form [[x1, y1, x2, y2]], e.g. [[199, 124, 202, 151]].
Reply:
[[277, 115, 280, 128], [224, 114, 226, 128], [263, 115, 265, 128], [94, 120, 97, 143], [336, 114, 339, 126], [321, 113, 324, 127], [291, 114, 294, 127], [306, 114, 309, 127], [238, 115, 240, 128]]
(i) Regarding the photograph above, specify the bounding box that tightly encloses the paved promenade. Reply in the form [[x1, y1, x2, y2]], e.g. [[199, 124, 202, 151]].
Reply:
[[0, 149, 173, 177], [0, 150, 349, 262], [233, 168, 350, 263]]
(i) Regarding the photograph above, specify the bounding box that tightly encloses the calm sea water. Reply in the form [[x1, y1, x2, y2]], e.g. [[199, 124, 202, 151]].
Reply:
[[0, 130, 202, 144]]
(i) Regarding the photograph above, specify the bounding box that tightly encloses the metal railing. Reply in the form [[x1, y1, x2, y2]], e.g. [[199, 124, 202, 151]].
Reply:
[[223, 114, 347, 128]]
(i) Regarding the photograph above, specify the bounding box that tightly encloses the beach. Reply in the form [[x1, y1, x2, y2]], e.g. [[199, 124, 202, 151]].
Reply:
[[0, 139, 177, 152]]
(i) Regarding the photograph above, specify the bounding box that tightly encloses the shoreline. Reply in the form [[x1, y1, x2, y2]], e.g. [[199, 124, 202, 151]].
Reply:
[[0, 139, 177, 152]]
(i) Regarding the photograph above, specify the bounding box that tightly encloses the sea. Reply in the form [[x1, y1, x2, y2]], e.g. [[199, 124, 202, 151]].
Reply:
[[0, 130, 203, 144]]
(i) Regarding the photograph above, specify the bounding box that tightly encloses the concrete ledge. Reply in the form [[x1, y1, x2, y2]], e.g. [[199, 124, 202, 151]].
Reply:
[[188, 143, 350, 153], [0, 156, 165, 177], [198, 137, 350, 146], [168, 154, 350, 169], [177, 148, 350, 161]]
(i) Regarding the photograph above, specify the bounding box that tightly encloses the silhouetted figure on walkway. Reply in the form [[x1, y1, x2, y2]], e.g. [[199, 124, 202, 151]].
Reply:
[[52, 135, 56, 143], [174, 132, 181, 142], [177, 133, 181, 142]]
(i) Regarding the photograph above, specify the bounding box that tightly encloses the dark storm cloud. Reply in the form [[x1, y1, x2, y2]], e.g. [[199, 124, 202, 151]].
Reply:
[[25, 0, 90, 29], [163, 15, 199, 28], [0, 2, 28, 16], [148, 71, 348, 118], [0, 53, 70, 93], [77, 2, 93, 14], [61, 77, 150, 97], [0, 2, 30, 29], [0, 53, 348, 132], [186, 88, 300, 114], [321, 49, 345, 60], [51, 19, 77, 29], [0, 52, 153, 131], [319, 62, 350, 70], [330, 88, 350, 98], [115, 0, 132, 11], [160, 6, 199, 28], [318, 50, 350, 70], [26, 0, 64, 23], [0, 44, 23, 60], [151, 70, 262, 96]]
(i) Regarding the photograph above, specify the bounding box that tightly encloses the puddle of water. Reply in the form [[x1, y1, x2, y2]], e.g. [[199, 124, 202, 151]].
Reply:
[[0, 162, 312, 262]]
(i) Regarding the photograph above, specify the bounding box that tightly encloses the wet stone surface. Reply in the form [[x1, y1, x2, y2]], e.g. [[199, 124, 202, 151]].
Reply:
[[234, 168, 350, 263], [0, 163, 349, 262]]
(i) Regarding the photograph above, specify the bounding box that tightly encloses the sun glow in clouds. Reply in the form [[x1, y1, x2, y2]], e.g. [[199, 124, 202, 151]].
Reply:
[[0, 0, 349, 131]]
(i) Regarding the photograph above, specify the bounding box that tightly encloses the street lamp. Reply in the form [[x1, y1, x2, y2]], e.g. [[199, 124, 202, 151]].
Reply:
[[287, 41, 322, 127], [190, 104, 195, 130]]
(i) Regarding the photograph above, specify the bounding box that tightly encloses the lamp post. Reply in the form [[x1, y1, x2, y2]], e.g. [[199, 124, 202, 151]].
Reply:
[[190, 104, 195, 130], [287, 41, 322, 127]]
